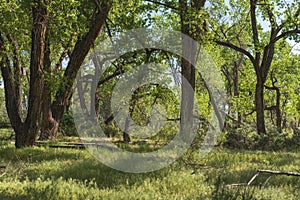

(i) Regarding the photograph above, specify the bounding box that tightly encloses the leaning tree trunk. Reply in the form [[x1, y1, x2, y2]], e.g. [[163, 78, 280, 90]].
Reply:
[[44, 4, 111, 139], [0, 54, 27, 147], [40, 33, 58, 140]]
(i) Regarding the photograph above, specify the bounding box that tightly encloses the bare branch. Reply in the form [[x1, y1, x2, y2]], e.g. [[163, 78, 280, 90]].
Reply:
[[215, 40, 256, 65], [263, 2, 277, 29], [258, 169, 300, 176], [250, 0, 261, 66], [55, 49, 69, 71], [97, 69, 125, 87], [143, 0, 179, 11], [271, 29, 300, 44], [227, 169, 300, 188]]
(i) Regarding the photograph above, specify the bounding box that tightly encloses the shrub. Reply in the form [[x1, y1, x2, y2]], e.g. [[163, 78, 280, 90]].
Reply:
[[59, 111, 78, 137]]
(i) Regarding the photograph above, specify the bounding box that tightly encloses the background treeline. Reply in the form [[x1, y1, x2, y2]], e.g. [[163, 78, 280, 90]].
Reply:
[[0, 0, 299, 150]]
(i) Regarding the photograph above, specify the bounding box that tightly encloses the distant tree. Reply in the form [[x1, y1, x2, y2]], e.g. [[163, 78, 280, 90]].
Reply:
[[213, 0, 300, 134]]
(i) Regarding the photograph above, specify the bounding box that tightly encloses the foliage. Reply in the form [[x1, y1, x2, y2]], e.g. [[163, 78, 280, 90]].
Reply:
[[0, 88, 9, 123], [222, 121, 300, 150], [59, 111, 78, 137]]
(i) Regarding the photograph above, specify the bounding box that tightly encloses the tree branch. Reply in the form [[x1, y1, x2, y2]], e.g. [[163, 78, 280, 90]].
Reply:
[[143, 0, 179, 11], [227, 169, 300, 188], [215, 40, 256, 65], [250, 0, 261, 67], [271, 29, 300, 45]]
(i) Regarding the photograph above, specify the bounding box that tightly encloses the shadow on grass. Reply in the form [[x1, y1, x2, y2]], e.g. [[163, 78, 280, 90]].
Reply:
[[0, 143, 175, 189], [0, 144, 86, 162], [1, 142, 299, 190]]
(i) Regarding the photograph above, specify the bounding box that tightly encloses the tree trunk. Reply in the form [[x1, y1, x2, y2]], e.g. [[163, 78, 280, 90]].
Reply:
[[233, 55, 243, 125], [40, 33, 58, 140], [0, 54, 27, 147], [0, 2, 48, 148], [123, 117, 131, 143], [275, 87, 282, 133], [43, 3, 111, 139], [1, 2, 49, 148], [255, 76, 266, 134], [0, 1, 49, 148], [179, 47, 196, 140], [179, 0, 205, 140], [20, 2, 49, 148], [264, 74, 282, 133]]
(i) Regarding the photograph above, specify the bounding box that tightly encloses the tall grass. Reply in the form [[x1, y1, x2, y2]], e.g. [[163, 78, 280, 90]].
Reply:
[[0, 140, 299, 199]]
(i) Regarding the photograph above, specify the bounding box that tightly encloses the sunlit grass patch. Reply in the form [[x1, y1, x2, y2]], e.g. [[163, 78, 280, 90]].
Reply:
[[0, 141, 299, 199]]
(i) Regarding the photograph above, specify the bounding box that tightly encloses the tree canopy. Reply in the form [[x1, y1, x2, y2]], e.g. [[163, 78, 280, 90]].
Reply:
[[0, 0, 299, 148]]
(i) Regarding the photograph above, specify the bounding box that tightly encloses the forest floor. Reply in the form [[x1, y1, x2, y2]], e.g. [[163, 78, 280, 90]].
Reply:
[[0, 130, 299, 199]]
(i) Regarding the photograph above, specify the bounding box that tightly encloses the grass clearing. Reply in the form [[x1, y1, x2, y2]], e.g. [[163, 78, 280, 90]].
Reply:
[[0, 139, 299, 199]]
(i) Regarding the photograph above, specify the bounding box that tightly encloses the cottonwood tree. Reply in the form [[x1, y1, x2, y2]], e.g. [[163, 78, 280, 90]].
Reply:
[[178, 0, 207, 139], [0, 0, 111, 148], [264, 41, 300, 132], [145, 0, 208, 137], [213, 0, 300, 134]]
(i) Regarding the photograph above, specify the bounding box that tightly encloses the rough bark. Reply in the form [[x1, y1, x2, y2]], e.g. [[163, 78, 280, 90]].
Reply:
[[0, 49, 25, 141], [12, 1, 49, 148], [255, 74, 266, 134], [6, 35, 24, 119], [42, 2, 111, 139], [233, 54, 243, 125], [40, 33, 61, 140], [0, 35, 24, 136], [179, 0, 206, 140], [18, 1, 49, 148], [0, 2, 49, 148]]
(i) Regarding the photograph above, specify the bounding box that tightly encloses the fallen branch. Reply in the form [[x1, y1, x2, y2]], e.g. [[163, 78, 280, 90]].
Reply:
[[0, 170, 6, 178], [257, 169, 300, 176], [0, 162, 10, 178], [226, 169, 300, 187], [34, 141, 86, 149]]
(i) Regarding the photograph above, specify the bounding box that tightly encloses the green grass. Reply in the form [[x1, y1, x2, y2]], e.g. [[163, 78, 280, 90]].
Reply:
[[0, 139, 299, 199]]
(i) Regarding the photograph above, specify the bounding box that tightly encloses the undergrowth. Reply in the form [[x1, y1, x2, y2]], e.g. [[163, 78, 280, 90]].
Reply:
[[0, 139, 299, 199]]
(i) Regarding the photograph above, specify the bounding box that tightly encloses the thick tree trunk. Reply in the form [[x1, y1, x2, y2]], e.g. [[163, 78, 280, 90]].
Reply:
[[1, 1, 49, 148], [180, 50, 196, 140], [39, 34, 58, 140], [179, 0, 205, 140], [43, 3, 111, 139], [20, 2, 49, 147], [255, 76, 266, 134], [0, 55, 26, 147], [6, 35, 24, 118]]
